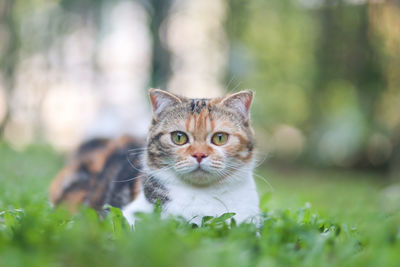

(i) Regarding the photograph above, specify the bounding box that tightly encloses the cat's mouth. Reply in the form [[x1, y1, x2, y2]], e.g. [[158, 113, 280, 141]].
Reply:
[[192, 166, 210, 173]]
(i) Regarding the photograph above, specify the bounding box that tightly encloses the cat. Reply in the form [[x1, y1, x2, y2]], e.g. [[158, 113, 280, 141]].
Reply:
[[50, 89, 260, 226]]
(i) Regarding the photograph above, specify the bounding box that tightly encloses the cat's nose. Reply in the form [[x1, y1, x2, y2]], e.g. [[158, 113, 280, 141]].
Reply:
[[192, 152, 208, 163]]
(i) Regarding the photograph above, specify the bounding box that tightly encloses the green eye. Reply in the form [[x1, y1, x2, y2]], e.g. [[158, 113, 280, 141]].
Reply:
[[212, 132, 229, 146], [171, 131, 189, 145]]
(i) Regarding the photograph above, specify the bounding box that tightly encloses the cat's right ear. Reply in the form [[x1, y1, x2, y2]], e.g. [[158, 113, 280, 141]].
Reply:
[[149, 89, 182, 120]]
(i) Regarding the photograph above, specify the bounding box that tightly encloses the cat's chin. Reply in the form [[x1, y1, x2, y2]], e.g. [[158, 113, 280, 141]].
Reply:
[[177, 169, 222, 187]]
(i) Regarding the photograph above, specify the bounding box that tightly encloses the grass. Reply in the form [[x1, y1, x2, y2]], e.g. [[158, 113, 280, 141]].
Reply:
[[1, 143, 400, 267]]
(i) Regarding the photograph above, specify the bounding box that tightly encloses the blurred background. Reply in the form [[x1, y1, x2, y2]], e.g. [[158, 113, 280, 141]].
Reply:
[[0, 0, 400, 181]]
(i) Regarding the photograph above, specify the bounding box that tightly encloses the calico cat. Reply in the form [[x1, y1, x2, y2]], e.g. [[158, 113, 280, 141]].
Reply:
[[50, 89, 260, 225]]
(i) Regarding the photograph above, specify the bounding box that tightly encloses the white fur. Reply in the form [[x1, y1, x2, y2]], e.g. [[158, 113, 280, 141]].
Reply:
[[122, 167, 260, 226], [122, 187, 153, 226]]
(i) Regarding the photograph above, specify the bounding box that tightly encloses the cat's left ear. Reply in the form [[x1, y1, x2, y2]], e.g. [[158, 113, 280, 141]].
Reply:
[[149, 88, 182, 120], [221, 90, 254, 121]]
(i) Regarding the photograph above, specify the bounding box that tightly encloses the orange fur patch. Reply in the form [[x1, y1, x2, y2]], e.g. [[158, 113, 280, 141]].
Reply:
[[49, 163, 80, 205], [131, 177, 142, 201], [62, 189, 88, 212]]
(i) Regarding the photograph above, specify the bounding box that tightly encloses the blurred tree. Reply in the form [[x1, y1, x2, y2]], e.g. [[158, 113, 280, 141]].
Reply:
[[225, 0, 250, 86], [61, 0, 172, 89], [368, 0, 400, 178], [146, 0, 173, 89], [311, 0, 386, 167], [225, 0, 399, 170], [0, 1, 18, 138]]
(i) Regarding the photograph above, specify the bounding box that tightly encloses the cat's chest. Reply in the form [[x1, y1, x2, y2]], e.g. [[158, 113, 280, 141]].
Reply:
[[163, 180, 259, 225]]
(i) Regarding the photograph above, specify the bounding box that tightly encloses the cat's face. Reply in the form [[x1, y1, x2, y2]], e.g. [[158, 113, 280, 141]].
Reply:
[[145, 89, 255, 186]]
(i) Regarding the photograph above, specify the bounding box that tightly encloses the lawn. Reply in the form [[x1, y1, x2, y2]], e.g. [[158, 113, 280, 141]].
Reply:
[[0, 143, 399, 267]]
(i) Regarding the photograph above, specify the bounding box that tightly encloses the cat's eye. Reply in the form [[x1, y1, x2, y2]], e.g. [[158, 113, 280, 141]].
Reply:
[[211, 132, 229, 146], [171, 131, 189, 145]]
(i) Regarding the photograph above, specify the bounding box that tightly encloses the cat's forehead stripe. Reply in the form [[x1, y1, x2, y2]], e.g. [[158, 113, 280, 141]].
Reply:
[[189, 98, 210, 114], [185, 107, 215, 137], [205, 114, 212, 132]]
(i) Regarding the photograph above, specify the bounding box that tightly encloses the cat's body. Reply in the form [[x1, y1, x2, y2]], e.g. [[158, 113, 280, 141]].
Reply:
[[49, 135, 143, 212], [50, 89, 260, 225]]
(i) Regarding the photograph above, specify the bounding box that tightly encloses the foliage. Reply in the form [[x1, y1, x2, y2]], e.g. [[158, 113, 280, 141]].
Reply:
[[225, 0, 400, 169], [1, 145, 400, 267]]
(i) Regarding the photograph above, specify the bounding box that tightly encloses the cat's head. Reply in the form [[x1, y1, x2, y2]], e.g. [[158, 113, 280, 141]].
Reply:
[[145, 89, 255, 186]]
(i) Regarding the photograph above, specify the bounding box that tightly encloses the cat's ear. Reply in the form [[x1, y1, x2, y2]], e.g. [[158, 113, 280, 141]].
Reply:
[[149, 88, 182, 119], [221, 90, 254, 121]]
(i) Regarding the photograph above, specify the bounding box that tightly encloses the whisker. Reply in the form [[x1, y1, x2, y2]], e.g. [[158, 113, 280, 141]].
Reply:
[[225, 76, 236, 92], [126, 152, 144, 157], [126, 155, 143, 173], [254, 153, 270, 168], [212, 196, 229, 213], [112, 173, 145, 183], [229, 81, 242, 94], [225, 77, 242, 94], [221, 161, 274, 191], [253, 172, 274, 192], [127, 147, 147, 152]]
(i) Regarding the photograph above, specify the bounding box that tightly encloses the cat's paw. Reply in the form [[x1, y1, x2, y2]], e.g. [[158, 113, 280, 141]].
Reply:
[[122, 208, 136, 227]]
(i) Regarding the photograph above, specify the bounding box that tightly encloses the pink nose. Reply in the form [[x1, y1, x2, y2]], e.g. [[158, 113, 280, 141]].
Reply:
[[192, 152, 208, 163]]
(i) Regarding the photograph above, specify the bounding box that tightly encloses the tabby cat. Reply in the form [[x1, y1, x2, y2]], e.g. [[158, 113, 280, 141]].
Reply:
[[50, 89, 260, 225]]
